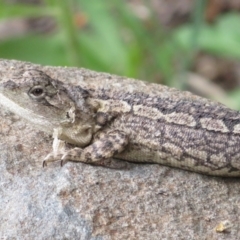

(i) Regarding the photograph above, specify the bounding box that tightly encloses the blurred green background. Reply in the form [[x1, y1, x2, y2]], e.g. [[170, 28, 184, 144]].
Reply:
[[1, 0, 240, 108]]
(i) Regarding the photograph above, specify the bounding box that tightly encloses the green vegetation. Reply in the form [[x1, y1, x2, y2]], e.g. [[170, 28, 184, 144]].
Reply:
[[0, 0, 240, 97]]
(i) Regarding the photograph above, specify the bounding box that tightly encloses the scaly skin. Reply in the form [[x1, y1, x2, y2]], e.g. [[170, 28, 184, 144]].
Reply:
[[1, 68, 240, 176]]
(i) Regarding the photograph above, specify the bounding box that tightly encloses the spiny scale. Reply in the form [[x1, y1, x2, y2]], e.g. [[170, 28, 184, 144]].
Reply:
[[1, 68, 240, 177]]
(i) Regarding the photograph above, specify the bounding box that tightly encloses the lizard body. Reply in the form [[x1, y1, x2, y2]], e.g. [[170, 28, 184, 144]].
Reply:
[[1, 68, 240, 176]]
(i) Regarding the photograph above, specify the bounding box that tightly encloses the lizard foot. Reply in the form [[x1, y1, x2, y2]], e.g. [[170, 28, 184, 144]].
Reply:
[[43, 152, 64, 167]]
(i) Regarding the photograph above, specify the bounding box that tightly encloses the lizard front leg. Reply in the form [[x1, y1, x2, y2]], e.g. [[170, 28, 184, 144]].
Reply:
[[43, 134, 69, 167], [44, 130, 129, 168]]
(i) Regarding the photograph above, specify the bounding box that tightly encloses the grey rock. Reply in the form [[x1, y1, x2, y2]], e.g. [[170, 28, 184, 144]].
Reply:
[[0, 59, 239, 239]]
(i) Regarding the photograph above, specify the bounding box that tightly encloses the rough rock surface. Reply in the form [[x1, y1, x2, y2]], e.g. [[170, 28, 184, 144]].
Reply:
[[0, 59, 240, 239]]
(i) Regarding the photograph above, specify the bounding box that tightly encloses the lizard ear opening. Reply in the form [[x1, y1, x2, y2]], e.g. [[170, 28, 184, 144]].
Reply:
[[66, 86, 90, 110], [75, 86, 89, 99], [67, 86, 89, 99]]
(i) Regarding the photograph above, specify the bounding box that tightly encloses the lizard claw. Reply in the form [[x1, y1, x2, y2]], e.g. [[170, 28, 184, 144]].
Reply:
[[42, 160, 47, 168], [60, 159, 68, 167], [61, 154, 69, 166], [43, 152, 64, 167]]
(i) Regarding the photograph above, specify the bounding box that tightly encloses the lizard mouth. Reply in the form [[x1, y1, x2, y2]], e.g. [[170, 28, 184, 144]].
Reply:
[[0, 92, 55, 134]]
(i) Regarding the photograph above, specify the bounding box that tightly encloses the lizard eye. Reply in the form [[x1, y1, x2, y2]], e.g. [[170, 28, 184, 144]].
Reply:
[[29, 85, 45, 99]]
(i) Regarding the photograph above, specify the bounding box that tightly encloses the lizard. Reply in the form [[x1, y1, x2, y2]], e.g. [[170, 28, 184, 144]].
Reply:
[[1, 68, 240, 177]]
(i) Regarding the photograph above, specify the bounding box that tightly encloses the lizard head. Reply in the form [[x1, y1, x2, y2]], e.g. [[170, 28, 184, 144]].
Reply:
[[0, 69, 96, 147]]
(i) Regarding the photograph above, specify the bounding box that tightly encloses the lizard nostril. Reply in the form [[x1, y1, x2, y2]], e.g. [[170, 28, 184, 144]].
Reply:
[[2, 80, 19, 90]]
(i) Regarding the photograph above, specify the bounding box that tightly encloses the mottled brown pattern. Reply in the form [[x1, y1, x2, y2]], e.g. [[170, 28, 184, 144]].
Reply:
[[1, 69, 240, 176]]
